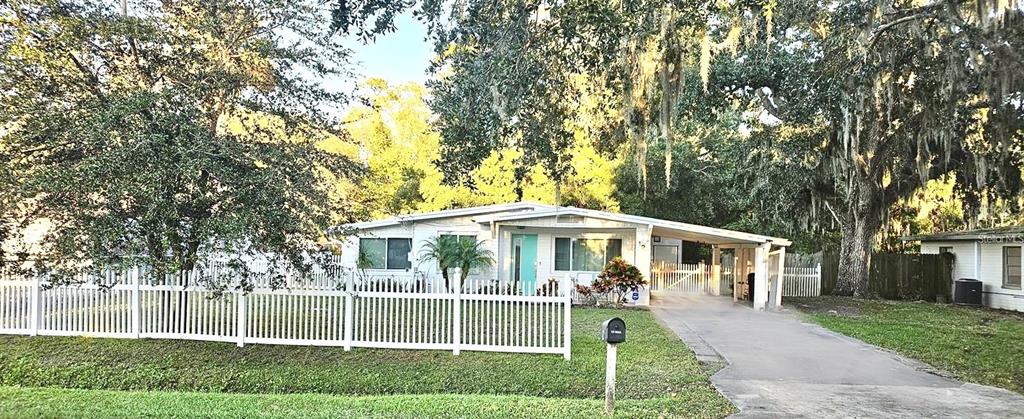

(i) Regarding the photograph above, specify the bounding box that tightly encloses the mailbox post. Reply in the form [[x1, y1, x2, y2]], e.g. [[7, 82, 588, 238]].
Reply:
[[600, 317, 626, 414]]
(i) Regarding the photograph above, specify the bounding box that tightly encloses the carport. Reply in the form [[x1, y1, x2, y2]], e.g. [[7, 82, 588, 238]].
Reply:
[[647, 223, 791, 311]]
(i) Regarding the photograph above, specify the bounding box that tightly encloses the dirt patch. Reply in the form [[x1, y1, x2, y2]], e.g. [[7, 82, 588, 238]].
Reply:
[[787, 296, 866, 317]]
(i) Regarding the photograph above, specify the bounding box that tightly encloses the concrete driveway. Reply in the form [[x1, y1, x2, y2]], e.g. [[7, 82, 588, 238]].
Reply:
[[651, 294, 1024, 418]]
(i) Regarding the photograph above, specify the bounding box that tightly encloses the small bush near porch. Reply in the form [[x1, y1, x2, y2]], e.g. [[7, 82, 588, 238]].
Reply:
[[790, 296, 1024, 394], [0, 308, 733, 418]]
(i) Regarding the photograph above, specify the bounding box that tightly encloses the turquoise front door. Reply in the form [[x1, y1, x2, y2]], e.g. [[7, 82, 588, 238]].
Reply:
[[511, 234, 538, 295]]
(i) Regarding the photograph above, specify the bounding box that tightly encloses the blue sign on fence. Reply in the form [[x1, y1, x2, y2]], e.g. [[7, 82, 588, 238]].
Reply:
[[631, 291, 640, 301]]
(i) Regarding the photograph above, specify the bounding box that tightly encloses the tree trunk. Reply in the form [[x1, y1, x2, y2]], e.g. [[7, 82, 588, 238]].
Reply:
[[460, 269, 469, 294], [835, 179, 883, 297]]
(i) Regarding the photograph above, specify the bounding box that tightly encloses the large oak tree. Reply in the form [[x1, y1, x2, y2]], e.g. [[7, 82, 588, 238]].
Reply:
[[0, 0, 388, 287]]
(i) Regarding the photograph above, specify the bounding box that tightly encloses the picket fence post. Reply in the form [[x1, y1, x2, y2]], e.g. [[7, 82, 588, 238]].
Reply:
[[815, 263, 822, 296], [236, 288, 246, 347], [452, 273, 461, 356], [562, 278, 572, 360], [132, 267, 141, 338], [344, 270, 354, 351], [30, 274, 40, 336], [697, 261, 706, 294]]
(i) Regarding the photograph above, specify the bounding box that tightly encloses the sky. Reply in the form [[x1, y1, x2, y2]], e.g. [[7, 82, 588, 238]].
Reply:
[[346, 12, 434, 86]]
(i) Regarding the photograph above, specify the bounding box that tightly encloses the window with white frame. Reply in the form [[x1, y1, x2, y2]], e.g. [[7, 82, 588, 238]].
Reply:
[[440, 234, 476, 245], [1004, 246, 1021, 289], [554, 238, 622, 272], [359, 238, 412, 270], [938, 246, 953, 254]]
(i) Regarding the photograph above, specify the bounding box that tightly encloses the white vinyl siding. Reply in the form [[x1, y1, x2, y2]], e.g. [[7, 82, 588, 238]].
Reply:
[[921, 241, 1024, 312]]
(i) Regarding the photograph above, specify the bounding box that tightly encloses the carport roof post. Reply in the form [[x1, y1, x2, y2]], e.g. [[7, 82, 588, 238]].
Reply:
[[752, 242, 771, 311], [637, 224, 653, 306]]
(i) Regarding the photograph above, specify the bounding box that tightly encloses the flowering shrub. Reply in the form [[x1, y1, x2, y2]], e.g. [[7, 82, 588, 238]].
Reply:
[[592, 257, 647, 305], [573, 283, 597, 306]]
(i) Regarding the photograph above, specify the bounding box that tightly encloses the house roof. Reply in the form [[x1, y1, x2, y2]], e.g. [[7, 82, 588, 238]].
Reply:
[[338, 202, 557, 230], [479, 207, 792, 246], [337, 203, 791, 247], [901, 225, 1024, 242]]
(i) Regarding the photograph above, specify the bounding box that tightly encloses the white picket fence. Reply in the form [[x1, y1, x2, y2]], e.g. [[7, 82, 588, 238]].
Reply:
[[650, 261, 821, 297], [781, 264, 822, 297], [0, 263, 572, 359]]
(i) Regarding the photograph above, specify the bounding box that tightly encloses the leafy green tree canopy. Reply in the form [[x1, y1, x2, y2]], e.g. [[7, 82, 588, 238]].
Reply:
[[0, 0, 388, 285]]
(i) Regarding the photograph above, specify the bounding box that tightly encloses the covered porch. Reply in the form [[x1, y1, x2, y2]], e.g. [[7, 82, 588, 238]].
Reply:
[[481, 207, 790, 311]]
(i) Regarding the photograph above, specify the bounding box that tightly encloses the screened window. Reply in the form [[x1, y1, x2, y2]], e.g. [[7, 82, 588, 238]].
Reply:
[[554, 238, 623, 272], [386, 238, 412, 270], [358, 238, 386, 269], [939, 246, 953, 254], [1004, 246, 1021, 289], [653, 245, 680, 267], [358, 238, 411, 270], [554, 238, 571, 271], [606, 239, 622, 260]]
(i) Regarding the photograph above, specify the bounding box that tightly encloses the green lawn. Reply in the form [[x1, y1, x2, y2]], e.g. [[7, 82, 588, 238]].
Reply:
[[0, 386, 727, 418], [790, 296, 1024, 393], [0, 308, 733, 418]]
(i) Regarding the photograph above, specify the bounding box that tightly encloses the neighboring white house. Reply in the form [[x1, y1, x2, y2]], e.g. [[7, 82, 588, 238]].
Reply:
[[905, 226, 1024, 312], [334, 202, 792, 311]]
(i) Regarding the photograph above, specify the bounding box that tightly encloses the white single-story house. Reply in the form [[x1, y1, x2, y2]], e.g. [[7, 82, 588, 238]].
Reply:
[[335, 202, 792, 310], [905, 226, 1024, 312]]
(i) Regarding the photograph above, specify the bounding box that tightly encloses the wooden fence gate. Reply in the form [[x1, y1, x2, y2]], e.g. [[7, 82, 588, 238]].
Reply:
[[650, 260, 822, 297]]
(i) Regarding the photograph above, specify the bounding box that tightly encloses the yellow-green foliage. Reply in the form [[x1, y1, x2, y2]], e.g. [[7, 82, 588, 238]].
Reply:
[[563, 140, 620, 211], [470, 143, 620, 210], [345, 80, 476, 218], [345, 78, 621, 217], [471, 148, 555, 205]]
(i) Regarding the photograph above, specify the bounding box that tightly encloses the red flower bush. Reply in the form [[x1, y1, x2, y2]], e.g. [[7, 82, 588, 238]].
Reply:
[[589, 257, 647, 306]]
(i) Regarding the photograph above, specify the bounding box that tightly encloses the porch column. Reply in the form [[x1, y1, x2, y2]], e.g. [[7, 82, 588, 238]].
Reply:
[[769, 246, 786, 310], [711, 245, 721, 297], [495, 223, 502, 282], [753, 242, 771, 311], [636, 225, 653, 306], [732, 248, 740, 302]]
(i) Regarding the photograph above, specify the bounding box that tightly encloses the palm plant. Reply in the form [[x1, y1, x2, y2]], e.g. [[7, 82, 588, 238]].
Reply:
[[355, 249, 374, 280], [419, 236, 459, 291], [452, 239, 494, 292], [420, 236, 495, 292]]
